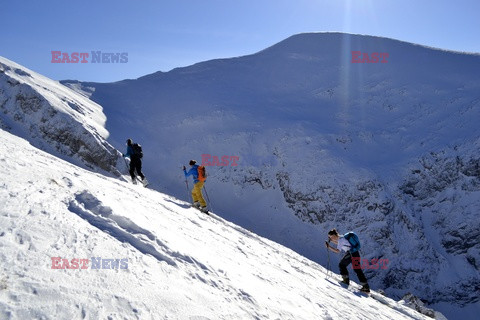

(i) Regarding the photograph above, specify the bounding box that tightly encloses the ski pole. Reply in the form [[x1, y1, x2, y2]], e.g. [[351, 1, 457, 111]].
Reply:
[[183, 166, 192, 203], [326, 240, 332, 279], [185, 180, 191, 203], [203, 185, 213, 212]]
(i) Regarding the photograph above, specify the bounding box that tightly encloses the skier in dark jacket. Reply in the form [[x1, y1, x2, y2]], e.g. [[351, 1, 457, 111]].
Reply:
[[123, 138, 146, 184], [326, 228, 370, 293]]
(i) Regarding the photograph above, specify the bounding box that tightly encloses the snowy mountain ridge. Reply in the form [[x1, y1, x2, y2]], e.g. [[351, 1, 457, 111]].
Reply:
[[0, 56, 121, 174], [61, 32, 480, 319]]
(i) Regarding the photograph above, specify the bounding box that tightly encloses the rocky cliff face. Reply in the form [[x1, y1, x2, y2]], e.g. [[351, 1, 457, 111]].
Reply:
[[262, 137, 480, 309], [0, 57, 121, 175], [397, 139, 480, 306]]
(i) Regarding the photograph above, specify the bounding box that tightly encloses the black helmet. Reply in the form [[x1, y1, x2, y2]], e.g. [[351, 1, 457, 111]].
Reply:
[[189, 160, 196, 165], [126, 139, 132, 145], [328, 229, 338, 236]]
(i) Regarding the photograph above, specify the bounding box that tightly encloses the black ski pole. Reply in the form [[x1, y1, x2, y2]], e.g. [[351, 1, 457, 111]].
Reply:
[[202, 185, 213, 212], [326, 240, 332, 279], [185, 179, 190, 199]]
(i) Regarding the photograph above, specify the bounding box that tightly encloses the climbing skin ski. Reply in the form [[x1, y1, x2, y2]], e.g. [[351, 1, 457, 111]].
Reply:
[[132, 177, 148, 187], [335, 279, 392, 307], [191, 204, 209, 215]]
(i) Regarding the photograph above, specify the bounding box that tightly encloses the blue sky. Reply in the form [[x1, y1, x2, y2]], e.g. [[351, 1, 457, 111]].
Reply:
[[2, 0, 479, 82]]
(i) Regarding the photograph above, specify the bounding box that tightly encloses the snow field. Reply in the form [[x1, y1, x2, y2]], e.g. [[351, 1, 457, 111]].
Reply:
[[0, 129, 430, 319]]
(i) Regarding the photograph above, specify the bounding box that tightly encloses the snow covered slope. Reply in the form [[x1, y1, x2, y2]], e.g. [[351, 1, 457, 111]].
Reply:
[[62, 32, 480, 318], [0, 128, 438, 319], [0, 57, 120, 174]]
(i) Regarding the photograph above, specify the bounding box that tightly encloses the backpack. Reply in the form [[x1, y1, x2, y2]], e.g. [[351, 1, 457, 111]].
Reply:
[[197, 165, 207, 182], [344, 232, 361, 253], [132, 143, 143, 158]]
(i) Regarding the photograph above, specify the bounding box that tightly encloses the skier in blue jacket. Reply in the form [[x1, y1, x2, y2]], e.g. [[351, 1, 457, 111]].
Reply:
[[183, 160, 207, 212]]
